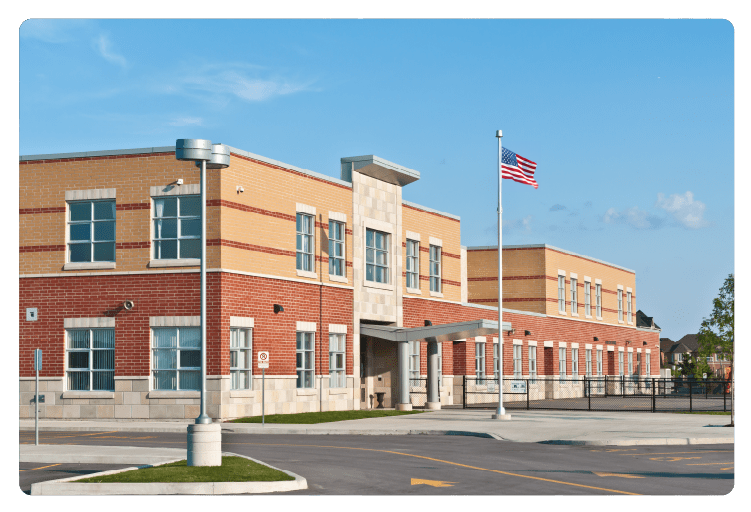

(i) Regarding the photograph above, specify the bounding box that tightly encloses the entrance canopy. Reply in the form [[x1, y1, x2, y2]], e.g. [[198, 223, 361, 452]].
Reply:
[[360, 319, 511, 343]]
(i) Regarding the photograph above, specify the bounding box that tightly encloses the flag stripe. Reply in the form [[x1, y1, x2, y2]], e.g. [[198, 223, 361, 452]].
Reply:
[[502, 147, 538, 189]]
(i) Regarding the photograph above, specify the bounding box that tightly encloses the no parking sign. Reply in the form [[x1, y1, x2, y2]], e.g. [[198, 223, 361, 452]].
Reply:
[[258, 351, 269, 369]]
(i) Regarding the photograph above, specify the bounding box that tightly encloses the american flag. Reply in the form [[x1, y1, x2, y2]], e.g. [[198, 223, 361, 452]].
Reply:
[[502, 147, 538, 189]]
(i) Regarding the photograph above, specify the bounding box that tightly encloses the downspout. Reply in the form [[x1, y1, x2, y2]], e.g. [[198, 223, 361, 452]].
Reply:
[[319, 213, 324, 413]]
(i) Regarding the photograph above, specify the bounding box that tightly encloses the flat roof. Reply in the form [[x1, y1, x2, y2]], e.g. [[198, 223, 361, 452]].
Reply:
[[465, 244, 635, 274]]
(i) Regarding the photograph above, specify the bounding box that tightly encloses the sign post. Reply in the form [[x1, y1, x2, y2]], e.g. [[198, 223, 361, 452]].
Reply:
[[34, 349, 42, 446], [258, 351, 269, 426]]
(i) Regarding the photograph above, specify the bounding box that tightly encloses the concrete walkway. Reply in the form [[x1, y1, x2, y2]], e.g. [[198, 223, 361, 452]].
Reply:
[[19, 409, 734, 446], [21, 444, 186, 464]]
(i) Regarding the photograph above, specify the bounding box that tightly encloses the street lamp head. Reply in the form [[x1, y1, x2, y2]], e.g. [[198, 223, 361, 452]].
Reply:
[[175, 139, 212, 161], [197, 143, 230, 169]]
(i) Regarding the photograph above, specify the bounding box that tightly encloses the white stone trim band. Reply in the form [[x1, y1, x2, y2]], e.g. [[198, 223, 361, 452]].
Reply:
[[64, 317, 115, 328], [328, 324, 347, 334], [230, 317, 255, 328], [65, 188, 116, 201], [150, 316, 200, 327], [296, 321, 317, 332]]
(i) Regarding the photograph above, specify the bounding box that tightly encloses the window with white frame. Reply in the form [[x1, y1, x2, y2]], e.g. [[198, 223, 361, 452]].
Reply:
[[559, 347, 566, 381], [619, 351, 624, 376], [152, 327, 200, 390], [406, 240, 419, 289], [584, 281, 591, 316], [437, 342, 443, 387], [429, 245, 441, 292], [153, 196, 201, 260], [646, 354, 651, 376], [597, 349, 603, 376], [66, 328, 115, 391], [329, 333, 345, 388], [409, 340, 420, 386], [328, 220, 345, 276], [475, 341, 486, 382], [296, 213, 314, 272], [637, 352, 642, 377], [572, 348, 579, 377], [596, 284, 602, 317], [627, 291, 632, 323], [296, 331, 315, 388], [366, 229, 389, 283], [558, 275, 566, 313], [68, 200, 116, 263], [585, 348, 592, 376], [571, 278, 578, 315], [529, 345, 537, 381], [493, 343, 499, 382], [628, 352, 634, 376], [230, 328, 252, 390], [618, 289, 623, 321], [513, 344, 522, 379]]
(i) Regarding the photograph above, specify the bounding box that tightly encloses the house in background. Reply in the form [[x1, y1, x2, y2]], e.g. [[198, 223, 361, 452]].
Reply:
[[659, 334, 730, 375]]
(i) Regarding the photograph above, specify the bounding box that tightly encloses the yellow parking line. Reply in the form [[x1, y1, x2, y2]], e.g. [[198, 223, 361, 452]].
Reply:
[[686, 462, 734, 466], [19, 463, 61, 472], [622, 451, 731, 456]]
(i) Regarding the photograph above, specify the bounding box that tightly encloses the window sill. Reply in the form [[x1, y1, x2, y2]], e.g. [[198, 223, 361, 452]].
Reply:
[[618, 320, 624, 324], [149, 258, 200, 268], [429, 290, 444, 298], [296, 269, 318, 279], [296, 388, 317, 396], [147, 390, 200, 399], [63, 262, 116, 271], [558, 311, 567, 316], [229, 390, 256, 398], [596, 316, 603, 321], [585, 315, 592, 319], [571, 313, 579, 317], [328, 389, 348, 395], [61, 391, 114, 399], [328, 274, 348, 283], [406, 287, 422, 295], [363, 280, 393, 291]]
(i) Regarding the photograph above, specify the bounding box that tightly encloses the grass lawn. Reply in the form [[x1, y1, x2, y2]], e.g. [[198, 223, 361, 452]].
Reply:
[[230, 409, 424, 424], [75, 456, 293, 483], [673, 411, 732, 415]]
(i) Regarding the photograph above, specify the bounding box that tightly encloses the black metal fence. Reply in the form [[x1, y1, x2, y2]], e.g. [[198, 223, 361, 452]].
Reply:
[[461, 376, 733, 412]]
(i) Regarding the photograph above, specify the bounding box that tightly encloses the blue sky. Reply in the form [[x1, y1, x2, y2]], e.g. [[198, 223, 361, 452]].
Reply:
[[19, 19, 734, 340]]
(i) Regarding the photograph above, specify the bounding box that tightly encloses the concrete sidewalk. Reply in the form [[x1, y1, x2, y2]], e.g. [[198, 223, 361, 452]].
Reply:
[[21, 444, 185, 464], [19, 409, 734, 446]]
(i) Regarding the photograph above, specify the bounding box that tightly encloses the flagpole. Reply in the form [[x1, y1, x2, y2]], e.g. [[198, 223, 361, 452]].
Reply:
[[493, 130, 510, 420]]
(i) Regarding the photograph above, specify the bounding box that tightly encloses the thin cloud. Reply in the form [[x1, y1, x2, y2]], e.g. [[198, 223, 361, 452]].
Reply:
[[655, 191, 708, 229], [93, 34, 128, 69], [485, 215, 532, 234], [21, 19, 91, 43], [550, 204, 566, 212], [168, 116, 203, 127], [602, 206, 664, 230]]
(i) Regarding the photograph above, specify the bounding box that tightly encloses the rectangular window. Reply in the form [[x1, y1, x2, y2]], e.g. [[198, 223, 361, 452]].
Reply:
[[429, 245, 441, 292], [628, 352, 634, 376], [66, 329, 115, 391], [637, 353, 642, 377], [627, 291, 632, 323], [619, 351, 624, 376], [296, 331, 315, 388], [572, 348, 579, 377], [559, 347, 566, 381], [558, 275, 566, 313], [328, 221, 345, 276], [528, 345, 537, 381], [571, 278, 578, 315], [618, 289, 623, 321], [152, 327, 200, 390], [409, 341, 420, 386], [513, 344, 522, 379], [365, 229, 389, 284], [646, 354, 651, 376], [329, 333, 345, 388], [597, 349, 603, 376], [406, 240, 420, 289], [596, 284, 602, 317], [154, 196, 200, 260], [493, 343, 499, 382], [438, 342, 443, 387], [586, 348, 592, 377], [68, 200, 116, 263], [475, 341, 486, 381], [296, 213, 315, 272], [584, 281, 591, 316], [230, 328, 252, 390]]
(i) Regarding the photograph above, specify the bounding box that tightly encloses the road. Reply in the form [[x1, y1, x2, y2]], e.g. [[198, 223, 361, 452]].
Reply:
[[19, 430, 734, 495]]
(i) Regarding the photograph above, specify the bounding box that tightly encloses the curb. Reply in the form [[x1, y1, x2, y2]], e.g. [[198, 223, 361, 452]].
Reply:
[[30, 452, 307, 495], [539, 437, 735, 446]]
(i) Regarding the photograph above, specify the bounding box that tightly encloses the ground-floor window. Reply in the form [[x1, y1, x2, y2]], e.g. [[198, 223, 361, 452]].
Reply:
[[67, 328, 115, 391], [646, 354, 651, 376], [409, 341, 420, 386], [586, 348, 592, 377], [296, 331, 315, 388], [597, 349, 603, 376], [513, 344, 522, 379], [230, 328, 252, 390], [475, 341, 486, 382], [628, 352, 634, 377], [152, 327, 200, 390], [329, 333, 345, 388], [619, 351, 624, 376], [572, 348, 579, 377], [559, 347, 566, 381], [437, 342, 443, 387], [528, 345, 536, 382]]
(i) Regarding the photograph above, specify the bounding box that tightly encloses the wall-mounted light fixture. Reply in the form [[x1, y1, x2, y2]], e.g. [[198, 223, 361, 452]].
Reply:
[[273, 304, 284, 314], [643, 341, 648, 345], [236, 186, 244, 193], [593, 337, 599, 341], [508, 328, 515, 335], [175, 179, 184, 186], [524, 330, 531, 336], [424, 320, 432, 326]]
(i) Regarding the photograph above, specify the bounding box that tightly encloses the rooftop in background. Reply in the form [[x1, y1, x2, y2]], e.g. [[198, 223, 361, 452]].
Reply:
[[636, 310, 660, 330]]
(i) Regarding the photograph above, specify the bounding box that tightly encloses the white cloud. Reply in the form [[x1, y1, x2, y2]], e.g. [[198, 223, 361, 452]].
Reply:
[[93, 34, 128, 69], [168, 116, 203, 127], [602, 206, 663, 229], [21, 19, 91, 43], [655, 191, 708, 229]]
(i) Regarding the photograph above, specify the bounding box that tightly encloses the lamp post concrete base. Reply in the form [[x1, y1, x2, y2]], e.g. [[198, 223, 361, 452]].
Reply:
[[396, 403, 413, 411], [187, 423, 222, 467], [425, 402, 441, 410], [491, 413, 512, 420]]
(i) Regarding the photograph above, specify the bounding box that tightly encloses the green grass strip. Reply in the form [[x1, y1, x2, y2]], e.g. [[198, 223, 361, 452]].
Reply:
[[75, 456, 294, 483], [231, 409, 424, 424]]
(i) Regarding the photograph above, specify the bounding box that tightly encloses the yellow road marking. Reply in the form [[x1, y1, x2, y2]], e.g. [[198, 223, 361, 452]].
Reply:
[[590, 449, 638, 453], [686, 462, 734, 466], [593, 472, 644, 479], [411, 478, 455, 487], [19, 463, 61, 472], [239, 442, 640, 495], [622, 451, 731, 456], [649, 456, 702, 462], [721, 468, 734, 471]]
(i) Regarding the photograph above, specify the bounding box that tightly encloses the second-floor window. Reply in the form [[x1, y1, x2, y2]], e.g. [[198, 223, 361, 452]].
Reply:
[[406, 239, 419, 289], [618, 289, 623, 321], [328, 220, 345, 276], [571, 278, 578, 315], [429, 245, 441, 292], [584, 281, 591, 316], [627, 291, 632, 324], [366, 229, 389, 283], [558, 275, 566, 313], [68, 200, 116, 263], [596, 284, 602, 317], [296, 213, 314, 272], [154, 196, 200, 260]]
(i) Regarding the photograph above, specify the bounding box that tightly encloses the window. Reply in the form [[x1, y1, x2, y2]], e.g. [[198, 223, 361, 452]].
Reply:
[[637, 353, 642, 377], [230, 328, 252, 390], [597, 349, 603, 376], [475, 341, 486, 382], [619, 351, 624, 376], [584, 281, 591, 316], [559, 347, 566, 381], [572, 348, 579, 377], [406, 240, 420, 289], [513, 344, 522, 379], [409, 340, 420, 386], [628, 352, 634, 376], [438, 342, 443, 387], [675, 353, 682, 363], [296, 332, 315, 388], [558, 275, 566, 313], [429, 245, 441, 292], [329, 333, 345, 388], [529, 345, 537, 381], [66, 329, 115, 391], [596, 284, 602, 317], [571, 278, 578, 315], [618, 289, 623, 322], [152, 327, 200, 390], [646, 354, 651, 376], [154, 196, 200, 260], [328, 221, 345, 276], [68, 200, 116, 263], [493, 343, 500, 382], [296, 213, 315, 272], [366, 229, 389, 283], [585, 348, 592, 377], [627, 291, 632, 323]]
